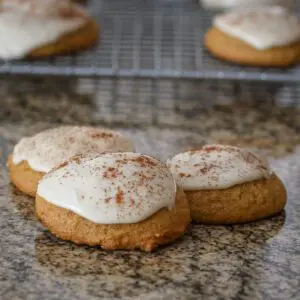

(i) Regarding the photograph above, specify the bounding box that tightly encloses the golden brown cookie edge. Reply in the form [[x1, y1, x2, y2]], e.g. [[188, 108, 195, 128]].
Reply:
[[29, 19, 99, 58], [7, 154, 45, 197], [185, 175, 287, 224], [35, 190, 191, 251], [205, 27, 300, 67]]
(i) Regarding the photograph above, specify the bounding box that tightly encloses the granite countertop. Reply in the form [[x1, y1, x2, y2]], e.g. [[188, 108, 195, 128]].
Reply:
[[0, 77, 300, 300]]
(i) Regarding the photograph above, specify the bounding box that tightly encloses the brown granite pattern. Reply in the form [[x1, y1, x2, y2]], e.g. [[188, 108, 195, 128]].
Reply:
[[0, 78, 300, 300]]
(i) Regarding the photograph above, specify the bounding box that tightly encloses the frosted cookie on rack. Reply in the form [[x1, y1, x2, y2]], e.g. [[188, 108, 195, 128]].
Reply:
[[7, 126, 134, 197], [0, 0, 98, 59], [35, 153, 190, 251], [204, 6, 300, 67], [167, 145, 287, 224], [200, 0, 296, 10]]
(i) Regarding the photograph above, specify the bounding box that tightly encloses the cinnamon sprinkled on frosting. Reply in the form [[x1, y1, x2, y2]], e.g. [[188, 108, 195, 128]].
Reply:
[[167, 145, 272, 191], [13, 126, 134, 173], [37, 153, 177, 224]]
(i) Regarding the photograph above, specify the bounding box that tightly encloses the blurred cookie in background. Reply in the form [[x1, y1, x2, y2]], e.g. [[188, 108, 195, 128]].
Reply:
[[200, 0, 296, 10], [205, 6, 300, 67], [0, 0, 98, 60]]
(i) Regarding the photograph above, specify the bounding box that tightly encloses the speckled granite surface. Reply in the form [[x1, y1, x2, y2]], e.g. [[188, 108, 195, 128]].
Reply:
[[0, 78, 300, 300]]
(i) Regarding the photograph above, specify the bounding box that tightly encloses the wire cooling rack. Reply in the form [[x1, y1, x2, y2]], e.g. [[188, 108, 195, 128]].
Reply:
[[75, 78, 300, 126], [1, 76, 300, 128], [1, 0, 300, 82]]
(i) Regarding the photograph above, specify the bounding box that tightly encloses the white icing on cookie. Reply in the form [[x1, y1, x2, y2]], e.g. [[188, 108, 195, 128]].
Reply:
[[37, 153, 177, 224], [214, 6, 300, 50], [167, 145, 272, 191], [13, 126, 134, 173], [0, 0, 87, 59], [1, 0, 85, 17], [200, 0, 296, 10]]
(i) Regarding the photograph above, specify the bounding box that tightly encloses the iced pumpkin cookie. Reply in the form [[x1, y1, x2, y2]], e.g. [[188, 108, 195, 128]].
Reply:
[[167, 145, 287, 224], [8, 126, 134, 197], [35, 153, 191, 251], [0, 0, 98, 59], [204, 6, 300, 67]]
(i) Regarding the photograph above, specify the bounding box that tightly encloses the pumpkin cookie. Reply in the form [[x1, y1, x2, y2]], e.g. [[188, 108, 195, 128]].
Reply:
[[167, 145, 287, 224], [36, 153, 191, 251], [204, 6, 300, 67], [0, 0, 98, 59], [8, 126, 134, 197]]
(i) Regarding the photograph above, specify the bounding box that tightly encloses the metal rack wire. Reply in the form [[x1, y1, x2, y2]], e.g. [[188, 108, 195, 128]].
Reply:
[[1, 0, 300, 82]]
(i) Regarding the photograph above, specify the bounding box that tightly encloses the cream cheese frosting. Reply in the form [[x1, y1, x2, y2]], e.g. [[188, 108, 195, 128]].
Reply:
[[167, 145, 272, 191], [37, 153, 177, 224], [0, 0, 87, 59], [214, 6, 300, 50], [13, 126, 134, 173], [200, 0, 296, 10]]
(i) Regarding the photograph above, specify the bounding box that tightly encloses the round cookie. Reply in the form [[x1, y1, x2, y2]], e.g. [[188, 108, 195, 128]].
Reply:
[[36, 153, 191, 251], [205, 7, 300, 67], [0, 0, 98, 59], [8, 126, 134, 197], [167, 145, 287, 224], [205, 28, 300, 67]]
